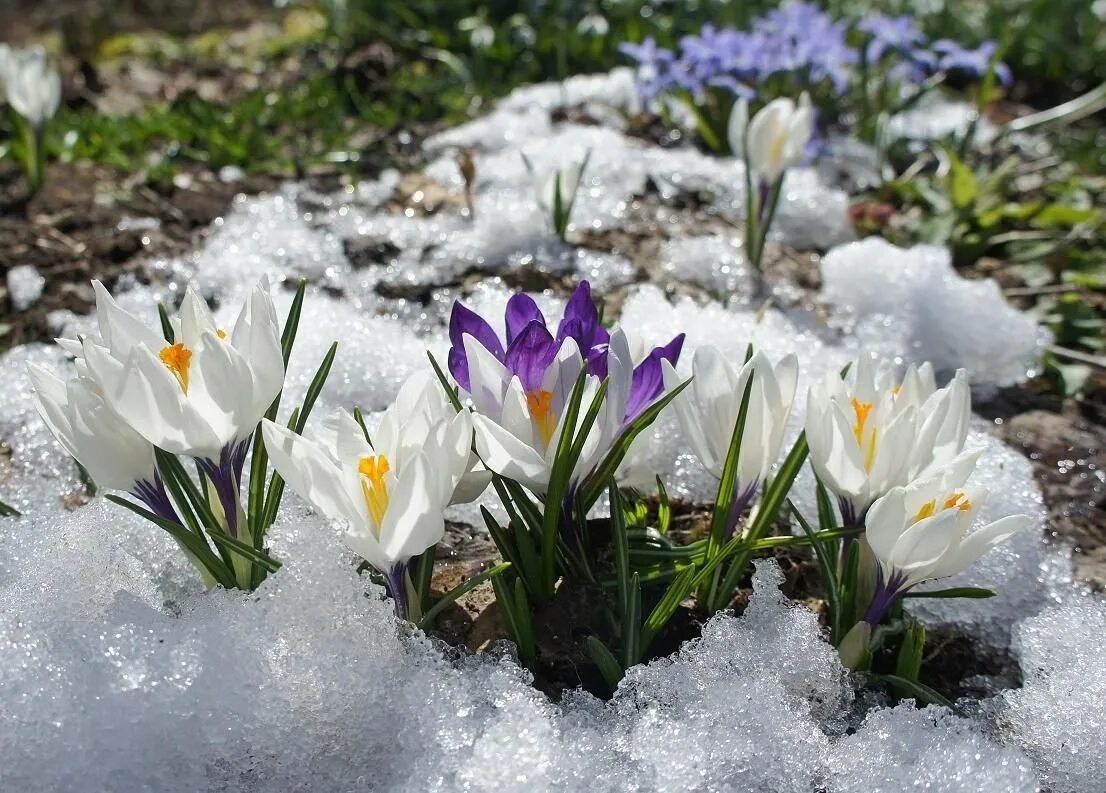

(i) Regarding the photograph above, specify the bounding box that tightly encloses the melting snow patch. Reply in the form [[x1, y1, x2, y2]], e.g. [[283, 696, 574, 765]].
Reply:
[[999, 592, 1106, 792], [0, 68, 1094, 793], [6, 265, 45, 312], [827, 704, 1037, 793], [820, 237, 1046, 388]]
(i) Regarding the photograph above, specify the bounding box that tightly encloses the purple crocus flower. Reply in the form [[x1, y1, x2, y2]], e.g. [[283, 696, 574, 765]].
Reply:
[[448, 281, 684, 424]]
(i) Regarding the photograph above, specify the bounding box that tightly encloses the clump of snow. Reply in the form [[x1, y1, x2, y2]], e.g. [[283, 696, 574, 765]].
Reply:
[[820, 237, 1046, 388], [0, 496, 847, 793], [497, 67, 641, 117], [179, 189, 352, 300], [999, 592, 1106, 792], [827, 704, 1037, 793], [6, 265, 45, 312], [885, 95, 998, 144], [660, 234, 751, 297]]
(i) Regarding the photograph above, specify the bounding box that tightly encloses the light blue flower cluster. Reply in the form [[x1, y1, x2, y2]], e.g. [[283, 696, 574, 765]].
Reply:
[[620, 2, 1011, 106]]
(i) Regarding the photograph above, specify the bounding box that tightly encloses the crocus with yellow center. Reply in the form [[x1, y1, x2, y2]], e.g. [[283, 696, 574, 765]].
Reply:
[[70, 278, 284, 542], [805, 355, 971, 525], [261, 377, 474, 620], [860, 450, 1028, 627]]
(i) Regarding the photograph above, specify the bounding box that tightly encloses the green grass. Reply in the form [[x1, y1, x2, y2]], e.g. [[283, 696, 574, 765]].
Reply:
[[4, 0, 1102, 181]]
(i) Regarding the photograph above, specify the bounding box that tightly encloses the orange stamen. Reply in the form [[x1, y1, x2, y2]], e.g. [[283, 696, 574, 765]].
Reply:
[[358, 455, 391, 531], [159, 343, 192, 394], [526, 389, 556, 447]]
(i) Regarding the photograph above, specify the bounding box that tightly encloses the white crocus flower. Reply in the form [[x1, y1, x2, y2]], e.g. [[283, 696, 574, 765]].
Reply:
[[726, 97, 750, 159], [3, 46, 61, 128], [805, 355, 970, 525], [28, 365, 157, 495], [532, 164, 581, 217], [324, 370, 490, 505], [861, 450, 1028, 625], [744, 92, 814, 182], [466, 328, 634, 495], [78, 279, 284, 463], [524, 153, 590, 238], [262, 405, 473, 619], [661, 346, 798, 528]]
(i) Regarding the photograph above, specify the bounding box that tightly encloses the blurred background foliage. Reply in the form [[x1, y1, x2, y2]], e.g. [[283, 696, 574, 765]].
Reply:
[[1, 0, 1103, 394]]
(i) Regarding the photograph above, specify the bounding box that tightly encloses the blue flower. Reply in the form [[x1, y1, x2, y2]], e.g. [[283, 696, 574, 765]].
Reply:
[[858, 14, 926, 64], [932, 40, 1013, 86]]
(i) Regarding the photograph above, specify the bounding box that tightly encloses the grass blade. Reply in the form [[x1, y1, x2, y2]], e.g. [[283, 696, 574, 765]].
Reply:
[[418, 562, 511, 630], [586, 636, 625, 691]]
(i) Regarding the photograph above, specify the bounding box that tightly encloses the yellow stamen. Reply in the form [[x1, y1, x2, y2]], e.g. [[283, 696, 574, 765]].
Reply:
[[527, 389, 556, 447], [943, 491, 972, 512], [864, 428, 878, 472], [913, 492, 973, 525], [912, 499, 937, 523], [216, 329, 228, 340], [851, 398, 877, 472], [159, 343, 192, 394], [358, 455, 391, 532]]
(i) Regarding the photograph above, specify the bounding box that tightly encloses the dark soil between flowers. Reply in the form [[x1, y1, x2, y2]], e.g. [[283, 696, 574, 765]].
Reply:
[[428, 504, 1022, 703], [0, 160, 289, 350]]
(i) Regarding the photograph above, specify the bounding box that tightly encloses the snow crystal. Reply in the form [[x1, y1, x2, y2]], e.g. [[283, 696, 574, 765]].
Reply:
[[885, 95, 998, 144], [660, 234, 751, 297], [6, 265, 45, 312], [178, 189, 352, 300], [820, 237, 1046, 389], [827, 704, 1037, 793], [999, 592, 1106, 792]]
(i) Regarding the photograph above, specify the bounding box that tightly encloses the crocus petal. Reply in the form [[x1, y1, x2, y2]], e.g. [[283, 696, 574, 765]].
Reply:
[[261, 419, 362, 527], [928, 515, 1029, 580], [231, 279, 285, 419], [504, 320, 558, 392], [448, 302, 505, 390], [887, 510, 963, 585], [178, 287, 219, 349], [378, 451, 445, 565], [627, 333, 685, 422], [463, 333, 511, 418], [504, 293, 546, 344], [727, 97, 749, 158], [91, 280, 163, 357], [472, 413, 550, 492]]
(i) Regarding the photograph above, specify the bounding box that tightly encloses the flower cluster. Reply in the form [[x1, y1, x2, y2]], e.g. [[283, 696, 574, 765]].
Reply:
[[29, 278, 1029, 698], [620, 4, 855, 103], [619, 3, 1011, 110], [31, 279, 326, 591]]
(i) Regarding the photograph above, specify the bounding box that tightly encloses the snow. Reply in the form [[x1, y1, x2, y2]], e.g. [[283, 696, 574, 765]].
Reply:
[[6, 264, 45, 312], [998, 592, 1106, 792], [821, 237, 1047, 388], [0, 68, 1098, 791]]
